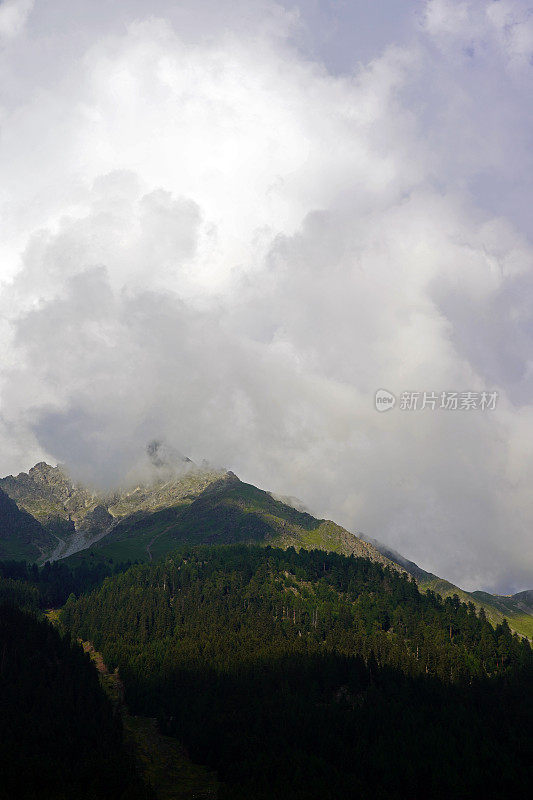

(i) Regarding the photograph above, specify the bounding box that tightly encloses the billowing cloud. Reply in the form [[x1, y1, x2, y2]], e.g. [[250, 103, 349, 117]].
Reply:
[[0, 0, 532, 593]]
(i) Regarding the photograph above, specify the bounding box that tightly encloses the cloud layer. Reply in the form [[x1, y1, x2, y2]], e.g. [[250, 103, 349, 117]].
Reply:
[[1, 0, 532, 592]]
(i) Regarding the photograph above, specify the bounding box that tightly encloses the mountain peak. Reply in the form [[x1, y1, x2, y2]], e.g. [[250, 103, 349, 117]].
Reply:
[[29, 461, 56, 474], [27, 461, 70, 486]]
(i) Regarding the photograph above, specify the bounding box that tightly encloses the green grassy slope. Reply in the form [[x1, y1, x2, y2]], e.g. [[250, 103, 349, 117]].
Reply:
[[78, 474, 396, 571], [471, 590, 533, 639]]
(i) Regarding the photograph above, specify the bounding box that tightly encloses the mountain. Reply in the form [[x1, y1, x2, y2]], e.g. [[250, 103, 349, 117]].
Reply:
[[0, 461, 225, 561], [1, 461, 532, 638], [80, 472, 396, 567], [2, 463, 533, 796], [0, 487, 56, 560], [0, 461, 394, 567], [0, 462, 96, 530]]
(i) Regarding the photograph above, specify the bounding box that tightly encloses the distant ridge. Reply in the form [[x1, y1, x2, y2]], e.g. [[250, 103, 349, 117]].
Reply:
[[357, 533, 533, 639]]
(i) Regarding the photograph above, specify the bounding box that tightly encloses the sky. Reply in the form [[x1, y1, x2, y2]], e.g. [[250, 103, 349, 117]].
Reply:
[[0, 0, 532, 593]]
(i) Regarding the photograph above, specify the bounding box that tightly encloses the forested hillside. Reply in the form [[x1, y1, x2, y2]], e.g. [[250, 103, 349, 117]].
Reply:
[[362, 534, 533, 637], [62, 545, 533, 800], [0, 603, 151, 800], [0, 557, 133, 607]]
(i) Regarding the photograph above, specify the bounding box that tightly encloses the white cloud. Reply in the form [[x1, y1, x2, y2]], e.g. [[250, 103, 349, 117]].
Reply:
[[0, 0, 532, 593], [423, 0, 533, 68], [486, 0, 533, 66], [423, 0, 471, 38], [0, 0, 33, 39]]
